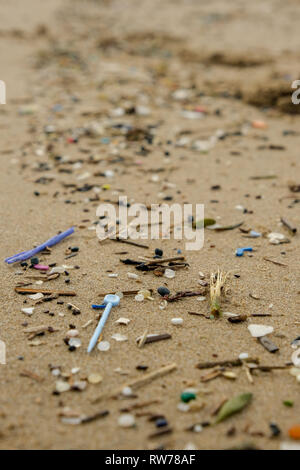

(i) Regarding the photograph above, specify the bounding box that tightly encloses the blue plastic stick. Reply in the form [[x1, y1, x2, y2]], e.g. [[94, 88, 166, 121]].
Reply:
[[5, 227, 75, 264], [87, 294, 120, 353], [236, 247, 253, 257]]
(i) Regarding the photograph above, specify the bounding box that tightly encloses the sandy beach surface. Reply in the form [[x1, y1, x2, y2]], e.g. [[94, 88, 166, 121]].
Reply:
[[0, 0, 299, 450]]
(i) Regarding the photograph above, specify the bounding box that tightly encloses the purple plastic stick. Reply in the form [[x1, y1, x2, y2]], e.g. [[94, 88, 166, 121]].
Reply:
[[5, 227, 75, 264]]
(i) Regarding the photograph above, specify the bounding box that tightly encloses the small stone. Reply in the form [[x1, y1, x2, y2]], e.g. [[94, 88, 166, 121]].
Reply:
[[184, 442, 197, 450], [68, 338, 81, 348], [177, 402, 190, 412], [122, 386, 133, 397], [72, 381, 87, 391], [193, 424, 203, 433], [30, 257, 39, 266], [248, 324, 274, 338], [171, 318, 183, 325], [56, 381, 71, 393], [88, 373, 103, 384], [155, 248, 163, 257], [66, 329, 79, 338], [156, 418, 168, 428], [118, 414, 135, 428], [157, 286, 170, 297], [270, 423, 281, 437], [127, 272, 139, 280]]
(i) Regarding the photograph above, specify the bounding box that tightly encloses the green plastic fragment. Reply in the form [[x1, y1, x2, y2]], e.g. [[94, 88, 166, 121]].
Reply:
[[193, 218, 216, 229], [283, 400, 294, 407], [214, 393, 253, 424], [181, 391, 196, 403]]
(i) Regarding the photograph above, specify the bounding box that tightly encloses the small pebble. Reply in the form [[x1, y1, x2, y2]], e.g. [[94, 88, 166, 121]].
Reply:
[[171, 318, 183, 325], [66, 329, 79, 338], [127, 272, 139, 280], [88, 373, 103, 384], [270, 423, 281, 437], [157, 286, 170, 297], [118, 414, 135, 428], [156, 418, 168, 428], [68, 338, 81, 348], [56, 381, 71, 393], [291, 349, 300, 367], [122, 386, 133, 397]]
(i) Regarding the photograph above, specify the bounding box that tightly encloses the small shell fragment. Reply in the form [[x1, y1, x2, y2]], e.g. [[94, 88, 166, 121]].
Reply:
[[28, 293, 44, 300], [289, 367, 300, 377], [164, 269, 176, 279], [248, 324, 274, 338], [115, 317, 130, 325], [138, 289, 152, 299], [21, 307, 34, 316], [292, 349, 300, 367], [239, 353, 249, 360], [111, 333, 128, 342], [97, 341, 110, 351], [135, 294, 144, 302]]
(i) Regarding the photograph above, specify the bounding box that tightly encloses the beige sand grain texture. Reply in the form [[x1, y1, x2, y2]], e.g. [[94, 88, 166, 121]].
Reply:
[[0, 0, 299, 450]]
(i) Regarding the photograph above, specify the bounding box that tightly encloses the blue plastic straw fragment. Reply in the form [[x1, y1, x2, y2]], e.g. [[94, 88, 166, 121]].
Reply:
[[236, 247, 253, 257], [92, 304, 106, 309], [88, 294, 120, 353], [5, 227, 75, 264]]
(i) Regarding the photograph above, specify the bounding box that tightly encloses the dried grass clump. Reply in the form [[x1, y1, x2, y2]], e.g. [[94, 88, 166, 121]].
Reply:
[[210, 269, 229, 317]]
